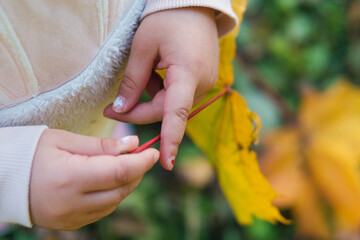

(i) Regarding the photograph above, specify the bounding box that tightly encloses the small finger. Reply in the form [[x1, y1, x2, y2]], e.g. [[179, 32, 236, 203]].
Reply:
[[77, 148, 159, 192], [85, 206, 118, 226], [51, 129, 139, 156], [84, 178, 142, 211], [104, 90, 165, 124], [112, 35, 157, 113], [160, 68, 195, 171]]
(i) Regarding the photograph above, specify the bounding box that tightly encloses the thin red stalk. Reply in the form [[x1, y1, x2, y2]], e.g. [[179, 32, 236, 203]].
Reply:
[[132, 135, 160, 153], [132, 87, 230, 153], [188, 87, 230, 120]]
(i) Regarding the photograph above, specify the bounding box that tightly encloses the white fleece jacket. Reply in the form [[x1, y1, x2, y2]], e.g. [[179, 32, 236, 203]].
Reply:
[[0, 0, 238, 227]]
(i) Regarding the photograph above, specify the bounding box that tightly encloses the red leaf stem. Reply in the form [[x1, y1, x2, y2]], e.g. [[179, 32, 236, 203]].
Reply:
[[132, 87, 230, 153], [132, 135, 160, 153]]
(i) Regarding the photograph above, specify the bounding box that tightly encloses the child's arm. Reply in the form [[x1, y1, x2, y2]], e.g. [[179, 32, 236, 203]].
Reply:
[[104, 5, 237, 171], [0, 127, 159, 230]]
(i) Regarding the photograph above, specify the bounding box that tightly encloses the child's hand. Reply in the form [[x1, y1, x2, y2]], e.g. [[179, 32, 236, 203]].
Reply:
[[29, 129, 159, 230], [104, 7, 219, 170]]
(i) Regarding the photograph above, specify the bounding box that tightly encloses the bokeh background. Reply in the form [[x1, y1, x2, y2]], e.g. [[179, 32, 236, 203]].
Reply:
[[1, 0, 359, 239]]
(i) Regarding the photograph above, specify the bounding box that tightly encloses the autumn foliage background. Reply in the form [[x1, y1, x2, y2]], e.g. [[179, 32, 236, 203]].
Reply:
[[1, 0, 359, 239]]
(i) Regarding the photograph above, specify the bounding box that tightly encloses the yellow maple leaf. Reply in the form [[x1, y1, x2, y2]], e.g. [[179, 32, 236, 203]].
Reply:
[[261, 81, 360, 238], [186, 0, 287, 225]]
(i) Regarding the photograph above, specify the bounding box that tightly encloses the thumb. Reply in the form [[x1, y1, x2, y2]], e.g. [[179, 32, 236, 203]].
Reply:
[[112, 37, 157, 113]]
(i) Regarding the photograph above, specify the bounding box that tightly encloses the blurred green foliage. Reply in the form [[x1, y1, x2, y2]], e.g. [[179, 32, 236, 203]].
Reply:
[[1, 0, 358, 239], [236, 0, 359, 119]]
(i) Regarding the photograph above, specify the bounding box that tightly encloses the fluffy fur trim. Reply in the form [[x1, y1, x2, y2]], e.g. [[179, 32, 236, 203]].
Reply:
[[0, 0, 145, 133]]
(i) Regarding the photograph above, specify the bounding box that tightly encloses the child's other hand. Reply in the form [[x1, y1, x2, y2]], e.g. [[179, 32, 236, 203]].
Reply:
[[29, 129, 159, 230], [104, 7, 219, 171]]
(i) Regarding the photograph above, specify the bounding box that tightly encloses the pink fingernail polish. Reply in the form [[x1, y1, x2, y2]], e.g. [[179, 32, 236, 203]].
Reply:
[[113, 96, 126, 113], [168, 156, 175, 170]]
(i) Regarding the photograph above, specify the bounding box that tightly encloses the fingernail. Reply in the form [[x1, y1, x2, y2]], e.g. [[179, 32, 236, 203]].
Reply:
[[120, 136, 131, 144], [112, 96, 126, 113], [167, 156, 175, 171], [154, 151, 160, 162], [118, 136, 133, 154]]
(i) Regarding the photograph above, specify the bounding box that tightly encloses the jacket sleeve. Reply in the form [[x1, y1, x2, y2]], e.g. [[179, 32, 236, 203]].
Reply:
[[0, 125, 48, 227], [141, 0, 238, 37]]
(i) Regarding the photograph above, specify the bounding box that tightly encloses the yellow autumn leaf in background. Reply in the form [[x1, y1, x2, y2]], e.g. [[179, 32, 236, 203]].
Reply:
[[185, 0, 287, 225], [261, 80, 360, 239]]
